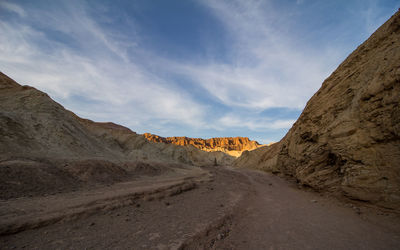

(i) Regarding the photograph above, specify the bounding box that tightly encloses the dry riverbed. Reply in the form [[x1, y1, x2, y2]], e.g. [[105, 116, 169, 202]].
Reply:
[[1, 166, 399, 249]]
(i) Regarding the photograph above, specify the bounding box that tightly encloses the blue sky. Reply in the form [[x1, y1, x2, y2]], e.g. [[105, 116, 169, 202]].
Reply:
[[0, 0, 398, 144]]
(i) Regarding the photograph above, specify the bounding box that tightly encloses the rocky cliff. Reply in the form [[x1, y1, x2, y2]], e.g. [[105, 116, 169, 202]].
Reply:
[[234, 10, 400, 209], [143, 133, 262, 157]]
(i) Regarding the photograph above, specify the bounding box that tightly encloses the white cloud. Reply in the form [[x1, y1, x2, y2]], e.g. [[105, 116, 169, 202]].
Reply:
[[0, 1, 206, 130], [0, 0, 393, 137], [0, 0, 344, 135], [161, 0, 338, 111], [217, 113, 295, 131], [0, 1, 26, 17]]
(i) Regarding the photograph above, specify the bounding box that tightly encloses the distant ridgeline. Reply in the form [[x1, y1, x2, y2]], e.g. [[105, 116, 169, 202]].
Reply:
[[143, 133, 264, 157]]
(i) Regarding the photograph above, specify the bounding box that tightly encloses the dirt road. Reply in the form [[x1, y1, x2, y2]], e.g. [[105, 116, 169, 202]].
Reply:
[[1, 166, 399, 249]]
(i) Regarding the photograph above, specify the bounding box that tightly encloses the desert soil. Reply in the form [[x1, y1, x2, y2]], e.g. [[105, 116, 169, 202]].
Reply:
[[1, 166, 399, 250]]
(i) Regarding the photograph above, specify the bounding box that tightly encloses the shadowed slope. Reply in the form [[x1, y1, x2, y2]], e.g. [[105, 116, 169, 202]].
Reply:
[[0, 72, 233, 199], [234, 10, 400, 209]]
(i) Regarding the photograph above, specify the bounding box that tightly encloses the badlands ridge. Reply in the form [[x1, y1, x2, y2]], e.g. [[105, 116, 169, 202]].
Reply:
[[143, 133, 263, 157]]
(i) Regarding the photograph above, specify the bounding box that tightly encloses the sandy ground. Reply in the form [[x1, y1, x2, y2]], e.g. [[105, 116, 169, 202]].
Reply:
[[1, 166, 399, 249]]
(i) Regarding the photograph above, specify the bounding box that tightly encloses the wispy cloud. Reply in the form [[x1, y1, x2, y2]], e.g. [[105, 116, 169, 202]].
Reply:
[[0, 1, 206, 130], [166, 0, 336, 110], [217, 113, 295, 131], [0, 1, 26, 17], [0, 0, 397, 142]]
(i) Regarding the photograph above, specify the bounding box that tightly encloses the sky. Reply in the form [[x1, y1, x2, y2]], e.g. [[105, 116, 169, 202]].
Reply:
[[0, 0, 398, 144]]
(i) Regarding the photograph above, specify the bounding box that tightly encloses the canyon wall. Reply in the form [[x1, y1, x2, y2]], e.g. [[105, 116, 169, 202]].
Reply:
[[143, 133, 263, 157], [234, 11, 400, 209]]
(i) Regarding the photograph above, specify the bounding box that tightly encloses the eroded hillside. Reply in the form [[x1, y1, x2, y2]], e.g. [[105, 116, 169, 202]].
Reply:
[[234, 10, 400, 210], [0, 73, 233, 199]]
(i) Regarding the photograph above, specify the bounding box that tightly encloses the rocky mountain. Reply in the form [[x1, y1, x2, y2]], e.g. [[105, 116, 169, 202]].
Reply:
[[0, 72, 234, 198], [234, 11, 400, 210], [143, 133, 263, 157]]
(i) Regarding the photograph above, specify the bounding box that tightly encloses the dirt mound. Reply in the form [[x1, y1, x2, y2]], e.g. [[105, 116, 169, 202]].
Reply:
[[122, 161, 183, 176], [0, 158, 133, 199], [64, 160, 129, 183], [0, 157, 193, 200], [234, 10, 400, 210], [0, 160, 81, 199]]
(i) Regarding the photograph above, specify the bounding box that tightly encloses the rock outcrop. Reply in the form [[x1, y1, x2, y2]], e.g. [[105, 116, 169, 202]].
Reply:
[[143, 133, 262, 157], [234, 11, 400, 209]]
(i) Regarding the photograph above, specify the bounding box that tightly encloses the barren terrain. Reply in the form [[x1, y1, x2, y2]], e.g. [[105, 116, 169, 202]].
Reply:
[[234, 9, 400, 210], [1, 166, 399, 249], [1, 7, 399, 250]]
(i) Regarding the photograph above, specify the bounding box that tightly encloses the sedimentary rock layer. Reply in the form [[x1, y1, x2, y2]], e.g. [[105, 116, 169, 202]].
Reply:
[[144, 133, 262, 157], [234, 10, 400, 209]]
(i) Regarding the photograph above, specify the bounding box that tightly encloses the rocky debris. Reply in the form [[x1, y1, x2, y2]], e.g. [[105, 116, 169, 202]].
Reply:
[[234, 10, 400, 210], [143, 133, 263, 157]]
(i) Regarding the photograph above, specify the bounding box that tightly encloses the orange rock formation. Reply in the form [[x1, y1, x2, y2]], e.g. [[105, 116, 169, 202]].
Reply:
[[143, 133, 263, 157]]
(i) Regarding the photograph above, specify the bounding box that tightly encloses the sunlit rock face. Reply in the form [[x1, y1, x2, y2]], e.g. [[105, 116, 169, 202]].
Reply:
[[143, 133, 263, 157], [234, 10, 400, 209]]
